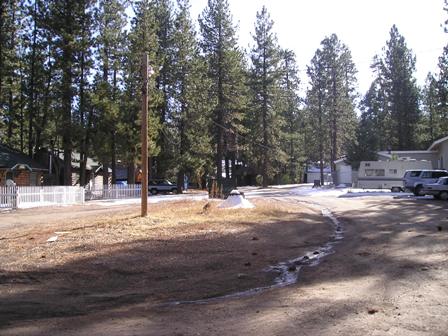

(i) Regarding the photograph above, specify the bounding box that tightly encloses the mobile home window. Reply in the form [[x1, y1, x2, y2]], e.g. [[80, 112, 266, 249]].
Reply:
[[389, 169, 397, 174], [365, 169, 385, 177]]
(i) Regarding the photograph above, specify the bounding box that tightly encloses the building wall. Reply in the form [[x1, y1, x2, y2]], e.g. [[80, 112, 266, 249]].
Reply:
[[378, 152, 438, 168], [0, 170, 6, 185], [306, 172, 332, 184], [437, 141, 448, 169], [0, 170, 43, 186], [335, 163, 352, 186]]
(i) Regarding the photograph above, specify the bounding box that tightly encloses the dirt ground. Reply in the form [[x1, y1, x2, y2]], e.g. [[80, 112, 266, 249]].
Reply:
[[1, 193, 448, 335]]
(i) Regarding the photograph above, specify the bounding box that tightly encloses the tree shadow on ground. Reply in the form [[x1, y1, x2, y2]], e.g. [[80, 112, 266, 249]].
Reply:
[[1, 196, 448, 335], [0, 207, 331, 333]]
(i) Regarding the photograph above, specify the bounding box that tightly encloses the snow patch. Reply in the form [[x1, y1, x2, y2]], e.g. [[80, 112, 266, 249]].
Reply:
[[292, 187, 347, 197], [47, 236, 58, 243], [292, 186, 410, 198], [218, 191, 255, 209]]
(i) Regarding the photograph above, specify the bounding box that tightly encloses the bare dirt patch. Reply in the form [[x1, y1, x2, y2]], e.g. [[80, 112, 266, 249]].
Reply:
[[0, 198, 331, 329]]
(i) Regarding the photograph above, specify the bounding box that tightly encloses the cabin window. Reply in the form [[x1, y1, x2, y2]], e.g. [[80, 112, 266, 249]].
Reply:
[[389, 169, 397, 174], [365, 163, 371, 167], [365, 169, 385, 177]]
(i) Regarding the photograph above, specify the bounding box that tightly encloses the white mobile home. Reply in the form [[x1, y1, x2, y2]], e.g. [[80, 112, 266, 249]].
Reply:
[[357, 160, 432, 191]]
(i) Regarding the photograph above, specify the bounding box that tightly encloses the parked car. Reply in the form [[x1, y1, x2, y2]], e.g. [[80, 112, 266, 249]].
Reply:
[[148, 179, 178, 195], [403, 169, 448, 196], [422, 176, 448, 200]]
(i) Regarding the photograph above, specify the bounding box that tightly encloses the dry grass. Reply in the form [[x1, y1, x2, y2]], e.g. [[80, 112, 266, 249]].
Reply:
[[0, 199, 314, 272], [0, 198, 333, 319]]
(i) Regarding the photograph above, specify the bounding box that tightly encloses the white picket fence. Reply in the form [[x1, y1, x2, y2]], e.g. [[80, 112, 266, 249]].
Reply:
[[0, 186, 85, 209], [86, 184, 141, 200], [0, 184, 145, 210], [0, 186, 18, 209]]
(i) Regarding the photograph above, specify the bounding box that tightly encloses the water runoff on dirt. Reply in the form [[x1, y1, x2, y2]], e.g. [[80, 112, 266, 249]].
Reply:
[[168, 199, 344, 306]]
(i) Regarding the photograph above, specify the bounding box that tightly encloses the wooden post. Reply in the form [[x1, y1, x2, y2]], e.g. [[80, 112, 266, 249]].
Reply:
[[141, 54, 149, 217]]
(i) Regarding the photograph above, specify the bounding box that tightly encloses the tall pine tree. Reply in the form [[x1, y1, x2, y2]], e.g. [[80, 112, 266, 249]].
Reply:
[[278, 49, 302, 183], [170, 0, 212, 190], [199, 0, 247, 190], [248, 6, 283, 187], [382, 25, 421, 150]]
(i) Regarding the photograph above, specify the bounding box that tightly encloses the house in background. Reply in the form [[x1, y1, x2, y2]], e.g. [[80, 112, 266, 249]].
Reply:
[[376, 135, 448, 170], [427, 135, 448, 169], [0, 144, 48, 186], [304, 158, 353, 186], [34, 149, 106, 186], [305, 164, 332, 184], [334, 157, 353, 186], [377, 150, 438, 168]]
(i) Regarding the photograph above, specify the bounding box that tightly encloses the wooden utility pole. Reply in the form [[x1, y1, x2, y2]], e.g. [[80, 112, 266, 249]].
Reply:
[[141, 54, 149, 217]]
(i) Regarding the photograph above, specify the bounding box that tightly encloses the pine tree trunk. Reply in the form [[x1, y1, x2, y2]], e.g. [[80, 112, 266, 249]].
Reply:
[[28, 0, 39, 157], [35, 56, 53, 154], [262, 97, 268, 188], [7, 82, 13, 145], [127, 161, 135, 184], [289, 132, 294, 182], [429, 99, 434, 143], [318, 93, 324, 186], [178, 100, 186, 193], [61, 2, 74, 186], [177, 170, 184, 194], [0, 1, 4, 107], [111, 68, 117, 185], [262, 47, 268, 188], [331, 68, 338, 184], [20, 75, 24, 152], [79, 47, 87, 186], [231, 154, 237, 187], [111, 132, 116, 184], [225, 156, 230, 179], [331, 116, 337, 183], [216, 119, 223, 188], [215, 26, 224, 190], [6, 5, 16, 148], [80, 105, 94, 186], [102, 162, 109, 186]]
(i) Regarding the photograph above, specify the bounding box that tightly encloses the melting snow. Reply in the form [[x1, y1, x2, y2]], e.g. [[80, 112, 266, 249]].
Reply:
[[292, 187, 411, 198], [218, 191, 255, 209]]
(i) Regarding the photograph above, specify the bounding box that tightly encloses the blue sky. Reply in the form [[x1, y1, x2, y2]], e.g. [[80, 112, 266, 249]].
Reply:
[[190, 0, 447, 95]]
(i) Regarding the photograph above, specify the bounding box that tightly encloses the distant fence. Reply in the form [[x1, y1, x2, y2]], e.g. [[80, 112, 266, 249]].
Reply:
[[86, 184, 141, 200]]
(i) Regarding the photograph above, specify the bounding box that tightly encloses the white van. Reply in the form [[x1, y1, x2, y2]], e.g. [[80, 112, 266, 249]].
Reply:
[[357, 160, 432, 191]]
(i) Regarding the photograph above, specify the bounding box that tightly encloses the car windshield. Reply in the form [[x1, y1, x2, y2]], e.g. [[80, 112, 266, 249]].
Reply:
[[406, 171, 421, 177], [437, 177, 448, 185]]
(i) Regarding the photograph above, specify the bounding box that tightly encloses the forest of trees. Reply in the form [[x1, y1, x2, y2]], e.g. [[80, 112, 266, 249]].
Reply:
[[1, 0, 448, 188]]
